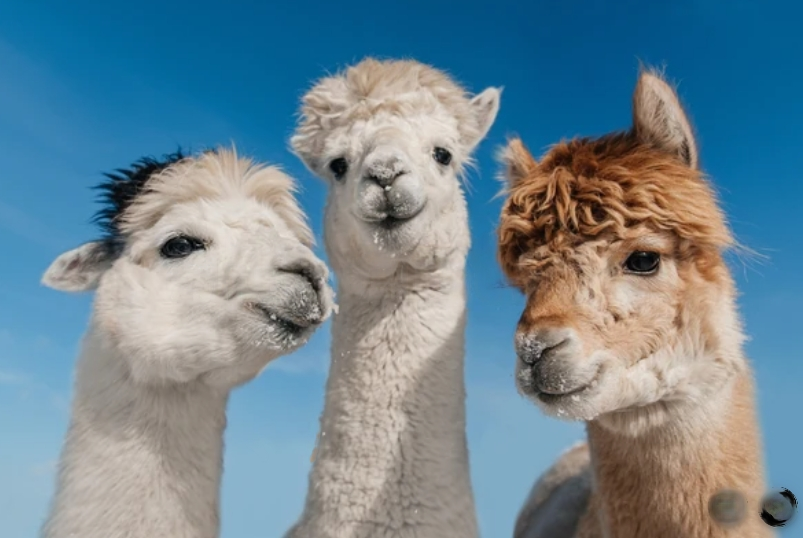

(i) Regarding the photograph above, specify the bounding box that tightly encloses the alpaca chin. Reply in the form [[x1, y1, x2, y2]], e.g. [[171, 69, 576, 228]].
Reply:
[[594, 401, 678, 437], [361, 213, 426, 255]]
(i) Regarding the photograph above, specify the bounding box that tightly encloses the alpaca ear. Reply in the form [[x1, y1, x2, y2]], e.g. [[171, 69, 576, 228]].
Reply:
[[290, 77, 351, 177], [289, 128, 322, 176], [498, 138, 537, 187], [632, 71, 698, 169], [464, 87, 502, 150], [289, 125, 325, 176], [42, 241, 115, 292]]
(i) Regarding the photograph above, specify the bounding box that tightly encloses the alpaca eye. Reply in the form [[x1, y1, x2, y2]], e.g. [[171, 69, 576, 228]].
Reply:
[[624, 251, 660, 274], [160, 235, 205, 259], [433, 147, 452, 166], [329, 158, 348, 180]]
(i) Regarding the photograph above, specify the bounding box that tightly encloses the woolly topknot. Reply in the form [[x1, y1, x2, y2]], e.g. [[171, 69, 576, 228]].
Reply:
[[291, 57, 499, 173], [89, 148, 314, 256], [497, 68, 738, 284], [497, 133, 734, 283], [92, 150, 187, 252]]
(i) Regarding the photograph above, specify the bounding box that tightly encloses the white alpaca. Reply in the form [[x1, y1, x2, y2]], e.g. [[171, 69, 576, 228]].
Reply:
[[40, 148, 334, 538], [285, 58, 501, 538]]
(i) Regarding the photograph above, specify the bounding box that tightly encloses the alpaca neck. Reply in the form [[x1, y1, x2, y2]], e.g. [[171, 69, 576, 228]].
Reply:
[[291, 265, 477, 537], [42, 327, 228, 538], [586, 370, 771, 538]]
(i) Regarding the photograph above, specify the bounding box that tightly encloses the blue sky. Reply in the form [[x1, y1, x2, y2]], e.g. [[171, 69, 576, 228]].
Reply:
[[0, 0, 800, 536]]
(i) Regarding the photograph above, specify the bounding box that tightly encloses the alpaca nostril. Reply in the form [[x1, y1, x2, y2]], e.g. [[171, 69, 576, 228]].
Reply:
[[278, 260, 322, 293], [367, 170, 405, 188], [516, 338, 545, 366], [365, 154, 408, 188], [263, 259, 327, 330], [516, 337, 570, 366]]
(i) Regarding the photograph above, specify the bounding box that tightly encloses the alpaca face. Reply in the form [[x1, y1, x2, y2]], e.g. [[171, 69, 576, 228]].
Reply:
[[291, 59, 500, 278], [498, 72, 744, 436], [320, 110, 475, 274], [42, 150, 334, 387], [509, 231, 741, 432]]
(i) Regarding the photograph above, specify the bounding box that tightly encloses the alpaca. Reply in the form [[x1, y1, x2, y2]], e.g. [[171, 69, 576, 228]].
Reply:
[[496, 71, 772, 538], [40, 148, 334, 538], [285, 58, 501, 537]]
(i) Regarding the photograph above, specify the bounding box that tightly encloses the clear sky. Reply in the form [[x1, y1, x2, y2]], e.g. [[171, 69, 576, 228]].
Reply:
[[0, 0, 800, 536]]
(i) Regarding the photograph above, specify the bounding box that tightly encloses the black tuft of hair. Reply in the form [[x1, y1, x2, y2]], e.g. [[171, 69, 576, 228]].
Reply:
[[91, 149, 186, 253]]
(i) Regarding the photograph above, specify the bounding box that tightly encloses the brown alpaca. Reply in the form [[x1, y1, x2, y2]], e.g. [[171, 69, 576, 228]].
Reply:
[[496, 70, 773, 538]]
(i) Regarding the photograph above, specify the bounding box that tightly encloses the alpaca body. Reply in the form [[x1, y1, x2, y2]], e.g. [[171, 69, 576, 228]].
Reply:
[[581, 372, 767, 537], [287, 272, 476, 537], [287, 58, 500, 537], [514, 443, 592, 538], [41, 149, 333, 538], [498, 71, 771, 538], [43, 328, 226, 538], [517, 373, 770, 538]]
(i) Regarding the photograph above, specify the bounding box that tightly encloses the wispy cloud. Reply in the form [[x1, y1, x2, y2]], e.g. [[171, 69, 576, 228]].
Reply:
[[0, 36, 239, 170], [0, 369, 29, 386], [0, 38, 111, 159], [0, 329, 71, 413], [0, 370, 70, 414], [0, 328, 13, 346], [0, 198, 69, 251], [30, 460, 57, 478]]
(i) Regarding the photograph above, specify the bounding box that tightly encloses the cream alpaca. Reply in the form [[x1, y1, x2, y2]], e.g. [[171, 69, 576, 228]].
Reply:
[[497, 71, 772, 538], [40, 148, 334, 538], [286, 58, 500, 537]]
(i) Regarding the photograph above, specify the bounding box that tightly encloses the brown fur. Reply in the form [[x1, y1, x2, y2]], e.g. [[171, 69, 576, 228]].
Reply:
[[572, 374, 768, 538], [498, 70, 772, 538], [498, 135, 732, 288]]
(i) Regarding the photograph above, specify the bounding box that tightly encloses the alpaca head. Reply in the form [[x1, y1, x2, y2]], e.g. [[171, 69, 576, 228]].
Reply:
[[42, 148, 334, 386], [291, 58, 500, 278], [497, 71, 746, 436]]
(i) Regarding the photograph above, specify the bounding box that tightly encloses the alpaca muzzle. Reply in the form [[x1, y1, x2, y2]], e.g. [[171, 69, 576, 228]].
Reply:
[[515, 328, 597, 399]]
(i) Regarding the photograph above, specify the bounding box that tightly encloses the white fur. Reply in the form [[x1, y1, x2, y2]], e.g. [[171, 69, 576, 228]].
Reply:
[[40, 149, 334, 538], [286, 58, 500, 537]]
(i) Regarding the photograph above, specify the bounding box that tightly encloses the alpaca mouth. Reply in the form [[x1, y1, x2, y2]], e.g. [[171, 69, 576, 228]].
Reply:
[[535, 382, 593, 404], [361, 201, 425, 231], [375, 215, 410, 230], [251, 304, 320, 337], [526, 366, 602, 404]]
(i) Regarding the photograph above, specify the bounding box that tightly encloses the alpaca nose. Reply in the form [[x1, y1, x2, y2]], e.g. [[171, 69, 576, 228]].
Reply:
[[277, 258, 325, 295], [515, 328, 571, 366], [515, 326, 595, 397], [364, 151, 409, 188], [269, 259, 328, 328], [367, 168, 404, 188]]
